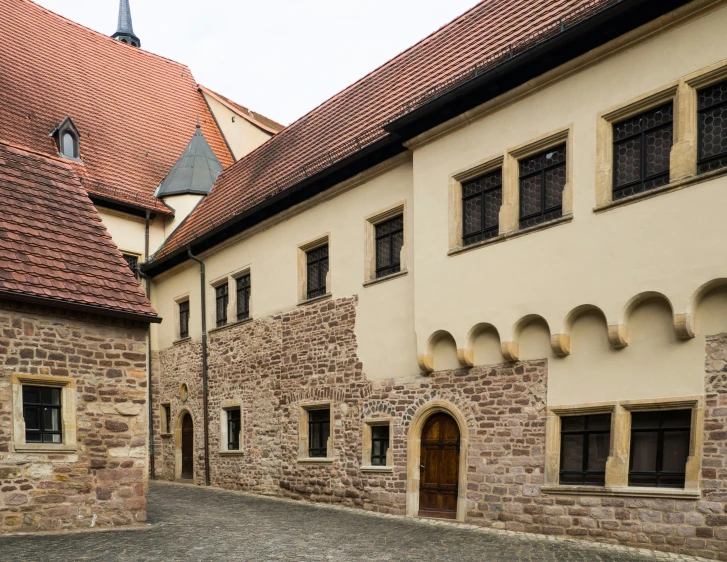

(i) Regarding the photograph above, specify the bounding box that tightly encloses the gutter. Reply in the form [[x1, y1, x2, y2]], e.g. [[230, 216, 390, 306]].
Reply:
[[187, 246, 211, 487]]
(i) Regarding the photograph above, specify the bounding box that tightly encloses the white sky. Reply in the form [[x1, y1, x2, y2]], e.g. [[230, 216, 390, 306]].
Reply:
[[34, 0, 478, 125]]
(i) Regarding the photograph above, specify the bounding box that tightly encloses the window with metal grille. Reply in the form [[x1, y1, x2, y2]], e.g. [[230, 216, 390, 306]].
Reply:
[[629, 409, 691, 489], [23, 386, 62, 444], [122, 253, 140, 280], [308, 408, 330, 458], [559, 414, 610, 486], [698, 80, 727, 174], [162, 404, 171, 434], [375, 216, 404, 278], [613, 103, 673, 200], [306, 245, 329, 300], [462, 168, 502, 245], [226, 408, 241, 451], [215, 283, 228, 327], [236, 274, 251, 321], [370, 425, 390, 466], [179, 300, 190, 339], [519, 144, 566, 229]]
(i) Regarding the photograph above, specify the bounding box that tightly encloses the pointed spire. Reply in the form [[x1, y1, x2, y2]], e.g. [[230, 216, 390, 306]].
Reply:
[[111, 0, 141, 48]]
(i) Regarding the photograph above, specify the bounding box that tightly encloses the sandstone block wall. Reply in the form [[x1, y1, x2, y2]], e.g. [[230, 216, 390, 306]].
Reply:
[[0, 300, 149, 533]]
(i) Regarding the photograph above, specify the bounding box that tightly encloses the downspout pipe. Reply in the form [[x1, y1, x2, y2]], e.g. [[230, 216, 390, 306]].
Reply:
[[187, 246, 211, 486], [143, 210, 155, 480]]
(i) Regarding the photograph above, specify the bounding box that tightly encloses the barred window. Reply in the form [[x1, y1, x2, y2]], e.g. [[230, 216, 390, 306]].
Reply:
[[308, 408, 330, 458], [215, 284, 228, 328], [306, 245, 329, 300], [162, 404, 171, 434], [375, 216, 404, 278], [559, 414, 611, 486], [122, 253, 140, 280], [179, 300, 190, 339], [462, 168, 502, 245], [226, 408, 241, 451], [370, 425, 390, 466], [698, 80, 727, 174], [236, 274, 251, 321], [613, 103, 673, 200], [23, 386, 62, 444], [519, 145, 566, 229]]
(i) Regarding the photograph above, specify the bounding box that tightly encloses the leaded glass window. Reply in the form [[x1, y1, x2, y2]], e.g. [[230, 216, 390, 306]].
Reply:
[[629, 409, 691, 489], [519, 145, 566, 229], [308, 408, 330, 458], [306, 245, 329, 300], [215, 283, 228, 328], [375, 216, 403, 278], [227, 408, 241, 451], [462, 168, 502, 245], [122, 253, 139, 280], [613, 103, 673, 200], [179, 300, 190, 339], [236, 274, 251, 321], [371, 425, 390, 466], [559, 414, 611, 486], [23, 386, 62, 444], [698, 80, 727, 174]]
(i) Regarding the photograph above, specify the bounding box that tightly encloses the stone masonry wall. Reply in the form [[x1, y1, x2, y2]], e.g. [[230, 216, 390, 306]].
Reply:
[[0, 300, 149, 533], [153, 297, 727, 560]]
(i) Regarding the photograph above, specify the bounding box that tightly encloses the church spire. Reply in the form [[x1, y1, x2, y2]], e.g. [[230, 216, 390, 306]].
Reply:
[[111, 0, 141, 48]]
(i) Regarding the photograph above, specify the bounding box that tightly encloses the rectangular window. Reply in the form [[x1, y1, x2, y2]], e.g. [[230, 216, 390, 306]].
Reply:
[[236, 274, 251, 321], [559, 414, 611, 486], [698, 80, 727, 174], [308, 408, 330, 458], [306, 245, 329, 300], [226, 408, 241, 451], [375, 216, 404, 278], [370, 425, 390, 466], [179, 300, 190, 339], [122, 253, 140, 280], [519, 144, 566, 229], [215, 283, 228, 327], [629, 409, 691, 489], [462, 168, 502, 245], [23, 386, 62, 444], [162, 404, 171, 434], [612, 103, 673, 200]]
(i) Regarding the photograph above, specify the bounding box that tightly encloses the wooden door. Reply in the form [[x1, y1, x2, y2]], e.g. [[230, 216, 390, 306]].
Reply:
[[181, 413, 194, 479], [418, 413, 460, 519]]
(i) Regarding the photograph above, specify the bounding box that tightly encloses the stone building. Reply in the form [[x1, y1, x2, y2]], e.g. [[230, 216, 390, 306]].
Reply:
[[2, 0, 727, 559]]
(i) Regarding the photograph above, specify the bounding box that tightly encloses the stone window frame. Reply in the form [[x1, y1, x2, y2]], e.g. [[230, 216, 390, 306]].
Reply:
[[595, 60, 727, 212], [231, 266, 253, 323], [297, 234, 331, 305], [173, 293, 190, 342], [219, 398, 244, 455], [543, 396, 703, 499], [361, 417, 394, 472], [363, 202, 408, 287], [209, 275, 230, 329], [12, 373, 77, 454], [160, 403, 172, 436], [297, 401, 334, 464]]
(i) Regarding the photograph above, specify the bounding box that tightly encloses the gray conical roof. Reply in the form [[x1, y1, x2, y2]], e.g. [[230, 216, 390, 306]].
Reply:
[[155, 125, 223, 198], [111, 0, 141, 47]]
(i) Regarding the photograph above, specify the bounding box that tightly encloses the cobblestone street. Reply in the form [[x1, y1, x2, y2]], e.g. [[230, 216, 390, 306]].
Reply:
[[0, 482, 711, 561]]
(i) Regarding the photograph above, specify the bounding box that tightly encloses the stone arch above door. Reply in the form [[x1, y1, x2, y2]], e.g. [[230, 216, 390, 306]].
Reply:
[[174, 409, 194, 482]]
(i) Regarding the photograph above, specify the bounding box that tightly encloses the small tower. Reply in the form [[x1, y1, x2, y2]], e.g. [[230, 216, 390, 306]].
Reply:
[[111, 0, 141, 48]]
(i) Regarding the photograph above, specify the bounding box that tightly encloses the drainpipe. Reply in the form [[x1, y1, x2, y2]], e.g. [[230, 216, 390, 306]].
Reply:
[[143, 210, 155, 480], [187, 246, 211, 486]]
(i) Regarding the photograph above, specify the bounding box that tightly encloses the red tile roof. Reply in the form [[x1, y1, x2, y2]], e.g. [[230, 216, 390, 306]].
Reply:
[[0, 141, 159, 321], [200, 86, 286, 135], [0, 0, 234, 216], [153, 0, 617, 261]]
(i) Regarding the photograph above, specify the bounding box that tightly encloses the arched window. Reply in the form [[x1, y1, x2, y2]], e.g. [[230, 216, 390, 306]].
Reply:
[[51, 117, 80, 160], [61, 132, 77, 159]]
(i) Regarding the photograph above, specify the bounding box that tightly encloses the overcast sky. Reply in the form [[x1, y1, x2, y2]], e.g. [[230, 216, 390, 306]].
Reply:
[[34, 0, 478, 125]]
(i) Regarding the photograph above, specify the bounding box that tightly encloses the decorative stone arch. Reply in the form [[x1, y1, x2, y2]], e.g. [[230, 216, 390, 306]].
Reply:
[[502, 313, 553, 362], [406, 400, 469, 522], [557, 304, 609, 356], [418, 330, 458, 373], [683, 278, 727, 337], [458, 322, 501, 367], [174, 408, 194, 482], [616, 290, 679, 347]]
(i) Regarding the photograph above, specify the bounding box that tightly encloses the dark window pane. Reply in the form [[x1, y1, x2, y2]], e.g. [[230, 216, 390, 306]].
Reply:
[[236, 275, 251, 320], [520, 175, 542, 217], [519, 145, 565, 229], [544, 166, 565, 210], [463, 195, 482, 236], [587, 414, 611, 431], [631, 411, 661, 429], [561, 416, 586, 432], [560, 434, 584, 472], [644, 127, 673, 177], [23, 386, 40, 404], [614, 138, 642, 187], [22, 386, 62, 444], [308, 408, 330, 458], [662, 409, 691, 428], [23, 406, 39, 430], [662, 431, 690, 472], [588, 433, 610, 472], [630, 431, 658, 472], [375, 216, 403, 278], [519, 154, 542, 175]]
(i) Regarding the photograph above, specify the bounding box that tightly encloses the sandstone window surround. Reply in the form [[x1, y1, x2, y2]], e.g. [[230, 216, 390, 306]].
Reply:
[[361, 418, 393, 472], [219, 399, 244, 455], [160, 403, 172, 436], [12, 373, 77, 454], [297, 402, 334, 464], [208, 275, 231, 331], [363, 202, 408, 287], [595, 60, 727, 212], [233, 269, 252, 322], [297, 234, 331, 305], [174, 293, 190, 342], [448, 126, 573, 256], [543, 396, 703, 499]]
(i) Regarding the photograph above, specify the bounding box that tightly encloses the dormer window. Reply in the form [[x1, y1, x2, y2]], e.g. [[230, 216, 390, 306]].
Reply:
[[50, 117, 81, 161], [61, 132, 77, 159]]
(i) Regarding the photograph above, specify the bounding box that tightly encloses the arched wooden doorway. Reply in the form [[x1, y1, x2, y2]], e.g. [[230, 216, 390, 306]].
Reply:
[[418, 412, 460, 519], [181, 413, 194, 479]]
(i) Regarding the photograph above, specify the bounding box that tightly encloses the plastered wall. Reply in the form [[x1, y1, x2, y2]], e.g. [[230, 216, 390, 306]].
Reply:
[[96, 206, 166, 258]]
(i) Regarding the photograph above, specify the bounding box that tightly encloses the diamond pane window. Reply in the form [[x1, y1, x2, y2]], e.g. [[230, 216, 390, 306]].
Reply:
[[215, 283, 228, 328], [462, 168, 502, 245], [559, 414, 611, 486], [122, 253, 140, 280], [23, 386, 62, 444], [179, 300, 190, 339], [375, 216, 404, 278], [698, 80, 727, 174], [519, 145, 566, 229], [308, 408, 330, 458], [236, 274, 251, 321], [613, 103, 673, 200], [306, 244, 329, 300]]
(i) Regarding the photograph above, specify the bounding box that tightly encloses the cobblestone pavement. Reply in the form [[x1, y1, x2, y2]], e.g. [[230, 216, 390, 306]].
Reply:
[[0, 482, 712, 562]]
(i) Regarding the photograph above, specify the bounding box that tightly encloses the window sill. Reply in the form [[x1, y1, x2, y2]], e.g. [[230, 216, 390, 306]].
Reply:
[[14, 444, 78, 454], [297, 293, 332, 307], [297, 457, 335, 464], [594, 166, 727, 214], [448, 214, 573, 257], [219, 450, 245, 456], [160, 432, 173, 438], [360, 466, 394, 473], [363, 270, 407, 288], [173, 337, 192, 346], [541, 485, 700, 500], [208, 317, 254, 335]]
